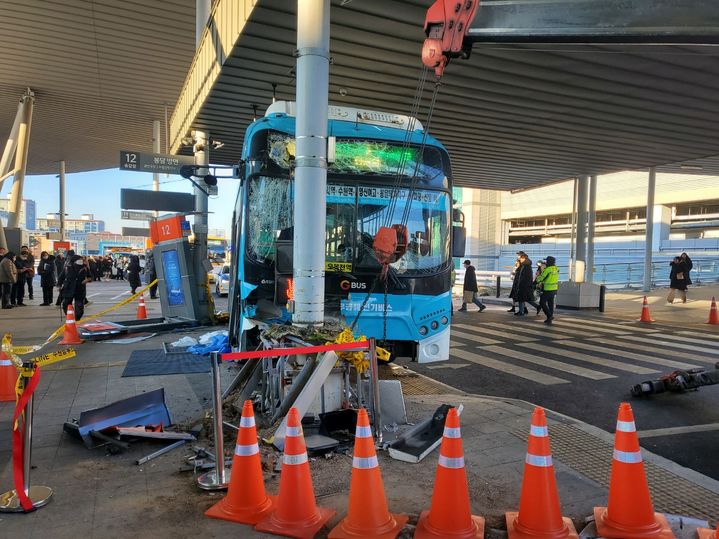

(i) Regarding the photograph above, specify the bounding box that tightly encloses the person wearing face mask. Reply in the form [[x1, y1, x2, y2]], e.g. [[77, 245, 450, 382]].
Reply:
[[0, 251, 17, 309], [19, 245, 35, 301], [61, 255, 91, 320], [38, 251, 57, 306]]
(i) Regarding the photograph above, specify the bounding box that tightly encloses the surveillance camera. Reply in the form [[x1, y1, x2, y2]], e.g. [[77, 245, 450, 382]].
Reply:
[[211, 140, 224, 150], [181, 137, 194, 146], [339, 88, 348, 97]]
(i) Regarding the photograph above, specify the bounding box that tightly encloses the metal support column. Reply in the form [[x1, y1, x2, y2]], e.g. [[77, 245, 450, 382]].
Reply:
[[586, 175, 598, 283], [568, 178, 578, 281], [574, 175, 589, 283], [0, 99, 23, 181], [7, 91, 35, 230], [643, 167, 656, 292], [293, 0, 329, 326], [59, 161, 66, 240], [152, 120, 161, 193], [193, 129, 210, 321]]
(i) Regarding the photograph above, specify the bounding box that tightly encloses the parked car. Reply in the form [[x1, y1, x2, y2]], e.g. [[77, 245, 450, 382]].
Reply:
[[208, 264, 223, 284], [215, 265, 230, 296]]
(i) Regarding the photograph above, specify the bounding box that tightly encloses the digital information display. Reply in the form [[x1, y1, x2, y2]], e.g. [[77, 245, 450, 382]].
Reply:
[[162, 249, 186, 306]]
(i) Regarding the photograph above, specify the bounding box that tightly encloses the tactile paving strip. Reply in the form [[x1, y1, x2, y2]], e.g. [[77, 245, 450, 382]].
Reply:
[[511, 422, 719, 520], [379, 365, 458, 395]]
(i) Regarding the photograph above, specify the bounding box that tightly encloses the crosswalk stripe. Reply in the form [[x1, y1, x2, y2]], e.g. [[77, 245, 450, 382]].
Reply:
[[555, 341, 701, 370], [653, 333, 719, 347], [550, 319, 632, 335], [450, 341, 466, 348], [453, 323, 538, 341], [483, 322, 599, 340], [450, 348, 569, 385], [518, 343, 658, 375], [483, 346, 615, 380], [615, 335, 719, 356], [556, 317, 659, 333], [450, 329, 502, 345], [587, 338, 718, 364], [678, 330, 719, 341], [110, 291, 131, 300]]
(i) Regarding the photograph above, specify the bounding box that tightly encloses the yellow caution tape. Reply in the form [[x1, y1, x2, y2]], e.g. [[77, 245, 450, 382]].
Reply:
[[12, 345, 41, 355], [27, 348, 76, 370]]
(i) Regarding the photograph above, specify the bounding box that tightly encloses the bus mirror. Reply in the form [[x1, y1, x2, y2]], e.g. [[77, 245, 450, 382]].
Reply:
[[452, 226, 466, 258]]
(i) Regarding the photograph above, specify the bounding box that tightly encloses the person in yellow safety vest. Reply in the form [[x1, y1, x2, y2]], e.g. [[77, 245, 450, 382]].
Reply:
[[535, 255, 559, 325]]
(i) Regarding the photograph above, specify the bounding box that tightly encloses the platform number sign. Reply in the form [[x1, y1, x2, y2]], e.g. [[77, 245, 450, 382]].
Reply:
[[122, 151, 139, 170]]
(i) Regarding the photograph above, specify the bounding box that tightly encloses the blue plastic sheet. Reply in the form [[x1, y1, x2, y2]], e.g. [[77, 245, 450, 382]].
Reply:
[[187, 335, 230, 355]]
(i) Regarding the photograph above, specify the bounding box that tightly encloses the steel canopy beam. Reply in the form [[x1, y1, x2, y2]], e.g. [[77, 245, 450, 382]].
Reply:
[[467, 0, 719, 44]]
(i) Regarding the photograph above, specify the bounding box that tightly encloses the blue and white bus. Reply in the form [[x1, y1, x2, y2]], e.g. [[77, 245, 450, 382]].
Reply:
[[228, 101, 460, 363]]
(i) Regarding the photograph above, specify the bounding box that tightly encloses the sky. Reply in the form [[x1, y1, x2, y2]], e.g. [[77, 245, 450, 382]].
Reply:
[[0, 167, 240, 236]]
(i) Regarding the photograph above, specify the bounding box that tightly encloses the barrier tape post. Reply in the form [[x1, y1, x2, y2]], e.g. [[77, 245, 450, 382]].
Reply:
[[0, 362, 52, 512], [367, 337, 383, 445], [197, 351, 231, 491]]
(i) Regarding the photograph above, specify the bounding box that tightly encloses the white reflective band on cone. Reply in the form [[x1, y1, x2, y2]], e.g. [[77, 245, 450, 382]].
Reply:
[[616, 420, 636, 433], [353, 455, 379, 469], [355, 425, 372, 438], [67, 320, 75, 324], [530, 425, 548, 437], [0, 360, 12, 366], [438, 454, 465, 469], [443, 426, 461, 438], [613, 449, 642, 464], [526, 453, 553, 467], [286, 426, 303, 437], [235, 443, 260, 457], [283, 452, 309, 466], [240, 416, 255, 428]]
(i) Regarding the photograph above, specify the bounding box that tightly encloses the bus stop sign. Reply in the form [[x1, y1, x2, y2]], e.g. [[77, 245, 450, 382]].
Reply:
[[120, 151, 195, 174]]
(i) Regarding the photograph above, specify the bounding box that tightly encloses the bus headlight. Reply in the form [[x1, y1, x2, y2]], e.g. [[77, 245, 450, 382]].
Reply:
[[440, 316, 449, 325], [419, 325, 428, 336], [430, 321, 439, 330]]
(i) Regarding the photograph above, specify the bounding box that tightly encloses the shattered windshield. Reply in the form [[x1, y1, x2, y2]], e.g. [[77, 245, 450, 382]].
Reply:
[[247, 176, 450, 275], [267, 132, 444, 180]]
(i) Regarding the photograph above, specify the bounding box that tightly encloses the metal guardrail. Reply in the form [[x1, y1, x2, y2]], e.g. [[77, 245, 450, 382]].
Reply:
[[455, 259, 719, 292]]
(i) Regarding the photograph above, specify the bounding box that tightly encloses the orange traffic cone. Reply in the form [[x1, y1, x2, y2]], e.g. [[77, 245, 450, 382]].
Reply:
[[638, 296, 655, 323], [136, 294, 147, 320], [205, 400, 274, 525], [594, 403, 674, 539], [59, 304, 83, 345], [505, 407, 578, 539], [255, 407, 335, 539], [329, 408, 407, 538], [696, 527, 717, 539], [0, 334, 16, 402], [707, 297, 719, 325], [415, 407, 485, 539]]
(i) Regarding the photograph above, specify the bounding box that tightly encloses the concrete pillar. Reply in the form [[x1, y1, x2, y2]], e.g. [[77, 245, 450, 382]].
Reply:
[[460, 187, 502, 271], [292, 0, 330, 326], [586, 175, 598, 282], [574, 175, 589, 283], [152, 120, 161, 192], [568, 178, 577, 280], [196, 0, 210, 47], [651, 204, 672, 252], [642, 167, 656, 292]]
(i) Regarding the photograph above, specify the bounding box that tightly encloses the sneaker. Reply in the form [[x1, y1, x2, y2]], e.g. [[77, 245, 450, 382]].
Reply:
[[39, 302, 49, 306], [457, 308, 467, 312], [544, 317, 553, 324], [514, 311, 525, 316], [2, 305, 12, 309], [479, 304, 486, 312], [506, 307, 515, 313], [29, 296, 33, 300]]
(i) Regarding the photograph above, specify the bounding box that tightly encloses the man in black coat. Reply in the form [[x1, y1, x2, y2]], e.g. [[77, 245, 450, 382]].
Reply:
[[458, 259, 486, 312]]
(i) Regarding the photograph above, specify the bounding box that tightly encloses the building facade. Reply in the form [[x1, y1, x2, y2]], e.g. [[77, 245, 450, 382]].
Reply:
[[0, 196, 36, 230], [36, 213, 105, 234]]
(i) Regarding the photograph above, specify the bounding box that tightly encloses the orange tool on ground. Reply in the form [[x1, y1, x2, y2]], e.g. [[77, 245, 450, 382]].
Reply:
[[506, 407, 578, 539], [205, 400, 274, 525], [329, 408, 407, 538], [255, 407, 335, 539], [594, 402, 674, 539], [415, 407, 484, 538]]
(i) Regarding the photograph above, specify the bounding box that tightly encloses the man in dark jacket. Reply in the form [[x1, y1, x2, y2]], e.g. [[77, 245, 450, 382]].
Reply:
[[127, 254, 142, 294], [19, 245, 35, 300], [0, 251, 17, 308], [62, 255, 90, 320], [38, 252, 56, 305], [458, 259, 486, 312], [514, 254, 538, 316], [145, 251, 158, 299], [54, 252, 66, 306]]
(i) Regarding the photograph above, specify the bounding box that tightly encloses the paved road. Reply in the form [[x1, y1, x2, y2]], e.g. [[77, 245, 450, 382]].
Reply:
[[406, 305, 719, 480]]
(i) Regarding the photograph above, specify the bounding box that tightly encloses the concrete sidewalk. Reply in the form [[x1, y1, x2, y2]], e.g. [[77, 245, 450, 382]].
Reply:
[[0, 299, 717, 537]]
